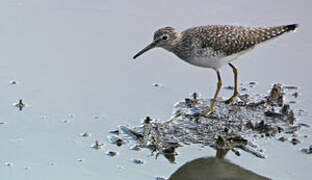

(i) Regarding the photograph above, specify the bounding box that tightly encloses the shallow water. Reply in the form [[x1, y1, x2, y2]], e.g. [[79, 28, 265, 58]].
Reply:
[[0, 0, 312, 179]]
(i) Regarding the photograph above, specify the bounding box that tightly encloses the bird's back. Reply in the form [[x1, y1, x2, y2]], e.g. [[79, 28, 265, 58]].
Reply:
[[179, 24, 298, 57]]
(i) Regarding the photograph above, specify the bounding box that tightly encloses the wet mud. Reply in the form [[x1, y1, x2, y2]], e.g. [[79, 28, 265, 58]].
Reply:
[[115, 84, 308, 161]]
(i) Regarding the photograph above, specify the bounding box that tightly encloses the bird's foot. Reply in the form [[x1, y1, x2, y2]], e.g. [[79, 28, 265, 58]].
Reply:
[[224, 94, 239, 104], [200, 108, 215, 117]]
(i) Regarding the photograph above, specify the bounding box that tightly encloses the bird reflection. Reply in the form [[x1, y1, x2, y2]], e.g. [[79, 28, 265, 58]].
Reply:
[[168, 156, 271, 180], [166, 142, 270, 180]]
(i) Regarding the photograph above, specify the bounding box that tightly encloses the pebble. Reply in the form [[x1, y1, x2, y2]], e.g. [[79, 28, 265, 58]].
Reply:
[[63, 120, 70, 124], [4, 162, 13, 167], [246, 120, 254, 129], [108, 135, 126, 146], [133, 159, 144, 164], [192, 92, 198, 99], [106, 151, 118, 157], [292, 92, 299, 98], [152, 83, 163, 87], [80, 132, 90, 137], [291, 138, 301, 145], [301, 145, 312, 154], [109, 129, 120, 135], [278, 136, 288, 142], [248, 81, 257, 86], [298, 123, 310, 128], [130, 145, 141, 151], [144, 116, 152, 123], [10, 80, 17, 85], [284, 86, 298, 90], [223, 86, 234, 90], [155, 177, 167, 180]]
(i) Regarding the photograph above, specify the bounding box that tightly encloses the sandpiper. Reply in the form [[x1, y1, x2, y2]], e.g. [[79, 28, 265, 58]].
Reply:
[[133, 24, 298, 114]]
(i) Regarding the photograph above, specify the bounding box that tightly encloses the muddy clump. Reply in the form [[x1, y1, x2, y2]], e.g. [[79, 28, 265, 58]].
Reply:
[[118, 84, 307, 160]]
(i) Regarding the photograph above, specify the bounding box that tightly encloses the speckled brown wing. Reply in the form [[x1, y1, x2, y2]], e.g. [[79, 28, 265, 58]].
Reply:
[[188, 24, 298, 56]]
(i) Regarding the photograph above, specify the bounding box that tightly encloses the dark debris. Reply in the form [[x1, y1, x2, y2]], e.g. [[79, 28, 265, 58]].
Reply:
[[132, 159, 144, 164], [108, 135, 127, 146], [106, 151, 118, 157], [301, 145, 312, 154], [291, 138, 301, 145], [92, 140, 104, 150], [15, 99, 25, 111]]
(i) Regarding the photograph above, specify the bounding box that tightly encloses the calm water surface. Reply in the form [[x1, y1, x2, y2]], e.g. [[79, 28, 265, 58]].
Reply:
[[0, 0, 312, 179]]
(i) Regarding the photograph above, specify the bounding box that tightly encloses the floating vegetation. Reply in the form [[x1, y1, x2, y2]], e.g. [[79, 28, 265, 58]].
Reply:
[[13, 99, 25, 111], [91, 140, 104, 150]]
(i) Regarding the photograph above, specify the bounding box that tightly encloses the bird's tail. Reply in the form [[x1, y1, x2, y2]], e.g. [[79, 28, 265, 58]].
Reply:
[[255, 24, 299, 43], [283, 24, 299, 32]]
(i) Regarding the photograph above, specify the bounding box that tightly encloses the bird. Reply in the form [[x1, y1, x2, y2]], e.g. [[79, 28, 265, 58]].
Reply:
[[133, 24, 298, 115]]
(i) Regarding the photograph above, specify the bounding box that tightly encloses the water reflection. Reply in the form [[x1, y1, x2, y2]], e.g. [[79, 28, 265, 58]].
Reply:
[[164, 144, 271, 180], [155, 146, 177, 163], [168, 157, 270, 180]]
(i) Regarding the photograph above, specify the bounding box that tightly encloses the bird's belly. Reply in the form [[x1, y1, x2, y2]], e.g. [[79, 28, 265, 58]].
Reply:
[[184, 52, 244, 70], [185, 56, 228, 70]]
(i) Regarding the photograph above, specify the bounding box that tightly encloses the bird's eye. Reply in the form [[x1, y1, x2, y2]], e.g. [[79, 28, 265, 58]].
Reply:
[[162, 35, 169, 40]]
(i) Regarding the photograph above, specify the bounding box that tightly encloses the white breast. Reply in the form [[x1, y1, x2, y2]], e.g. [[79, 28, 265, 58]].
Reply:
[[182, 48, 250, 70], [185, 56, 224, 70]]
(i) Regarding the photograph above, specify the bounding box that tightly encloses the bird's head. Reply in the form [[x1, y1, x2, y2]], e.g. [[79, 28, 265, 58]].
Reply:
[[133, 27, 180, 59]]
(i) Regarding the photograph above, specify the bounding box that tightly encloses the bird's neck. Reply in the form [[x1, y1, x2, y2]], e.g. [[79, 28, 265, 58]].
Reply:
[[171, 34, 191, 60]]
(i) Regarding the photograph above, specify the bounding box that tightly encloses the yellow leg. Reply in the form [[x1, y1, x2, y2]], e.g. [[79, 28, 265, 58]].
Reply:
[[225, 63, 239, 104], [202, 71, 222, 115]]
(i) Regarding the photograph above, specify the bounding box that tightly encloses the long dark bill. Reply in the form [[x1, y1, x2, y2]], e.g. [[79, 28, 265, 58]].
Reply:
[[133, 42, 157, 59]]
